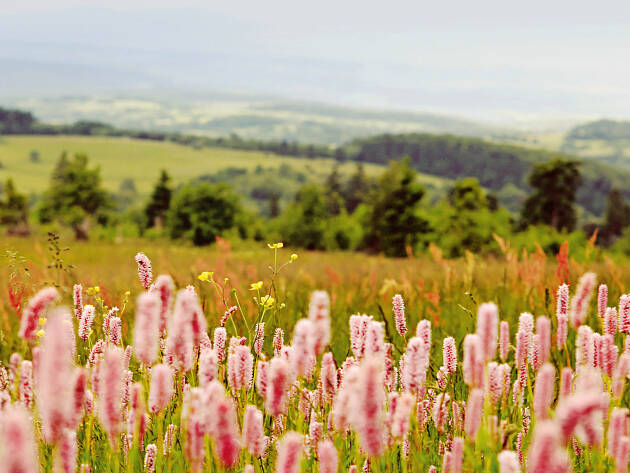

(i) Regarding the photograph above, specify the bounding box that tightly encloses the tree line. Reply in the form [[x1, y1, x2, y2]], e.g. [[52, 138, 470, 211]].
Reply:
[[3, 106, 629, 220], [3, 151, 630, 257]]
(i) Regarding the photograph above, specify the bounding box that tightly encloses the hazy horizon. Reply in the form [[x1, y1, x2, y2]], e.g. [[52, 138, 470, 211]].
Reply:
[[2, 1, 630, 129]]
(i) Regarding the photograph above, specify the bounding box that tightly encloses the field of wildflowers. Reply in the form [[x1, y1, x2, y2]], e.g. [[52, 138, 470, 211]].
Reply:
[[2, 236, 630, 472]]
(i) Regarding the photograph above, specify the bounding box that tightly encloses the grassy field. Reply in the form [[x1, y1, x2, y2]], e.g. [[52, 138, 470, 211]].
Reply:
[[0, 135, 448, 198], [1, 227, 628, 472]]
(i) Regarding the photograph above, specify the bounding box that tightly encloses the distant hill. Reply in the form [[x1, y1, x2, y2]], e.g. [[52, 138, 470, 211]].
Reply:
[[343, 133, 630, 217], [568, 120, 630, 140], [561, 119, 630, 171]]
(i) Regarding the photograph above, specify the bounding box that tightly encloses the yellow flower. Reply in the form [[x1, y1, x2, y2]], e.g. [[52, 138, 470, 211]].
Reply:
[[124, 290, 131, 297], [290, 253, 298, 262], [249, 281, 263, 291], [36, 329, 45, 338], [38, 317, 47, 326], [260, 295, 275, 308], [198, 271, 214, 282], [268, 242, 284, 249]]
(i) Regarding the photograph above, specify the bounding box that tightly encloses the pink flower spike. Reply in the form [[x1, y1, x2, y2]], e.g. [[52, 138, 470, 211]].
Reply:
[[477, 302, 499, 361], [392, 294, 407, 336], [605, 307, 618, 336], [144, 444, 157, 473], [149, 364, 174, 414], [536, 316, 551, 365], [497, 450, 520, 473], [276, 431, 303, 473], [464, 388, 484, 439], [598, 284, 608, 319], [443, 337, 457, 374], [533, 363, 555, 419], [135, 252, 153, 290], [73, 284, 83, 320], [0, 405, 39, 473], [19, 286, 58, 341], [318, 439, 338, 473], [242, 405, 265, 457], [570, 272, 597, 328], [451, 437, 464, 473], [133, 293, 161, 366]]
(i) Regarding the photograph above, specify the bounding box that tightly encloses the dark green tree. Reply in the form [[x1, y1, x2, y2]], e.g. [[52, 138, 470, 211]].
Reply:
[[602, 188, 630, 244], [361, 158, 428, 257], [344, 163, 371, 214], [269, 191, 281, 218], [167, 182, 241, 246], [519, 159, 581, 232], [145, 170, 173, 228], [38, 153, 110, 239], [0, 178, 29, 234], [325, 166, 344, 215], [448, 177, 489, 211], [278, 184, 329, 250]]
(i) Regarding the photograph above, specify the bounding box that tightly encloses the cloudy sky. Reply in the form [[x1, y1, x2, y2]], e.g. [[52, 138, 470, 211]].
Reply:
[[1, 0, 630, 125]]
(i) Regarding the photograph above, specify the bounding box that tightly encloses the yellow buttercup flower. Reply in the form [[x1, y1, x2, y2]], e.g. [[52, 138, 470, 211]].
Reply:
[[36, 329, 45, 338], [198, 271, 214, 282], [268, 242, 284, 249], [250, 281, 263, 291], [260, 295, 275, 308], [290, 253, 298, 262], [38, 317, 47, 326]]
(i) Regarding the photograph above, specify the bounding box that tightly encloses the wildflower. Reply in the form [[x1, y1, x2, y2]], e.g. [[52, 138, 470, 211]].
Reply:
[[133, 293, 161, 366], [165, 290, 196, 372], [144, 444, 157, 473], [533, 363, 555, 419], [292, 319, 315, 378], [290, 253, 298, 262], [227, 345, 253, 391], [273, 328, 284, 356], [266, 357, 291, 416], [221, 306, 238, 327], [260, 295, 275, 308], [19, 286, 58, 341], [163, 424, 176, 456], [392, 294, 407, 336], [37, 309, 74, 443], [19, 361, 33, 409], [56, 428, 77, 473], [464, 388, 484, 439], [78, 304, 95, 340], [350, 358, 386, 457], [135, 252, 153, 289], [149, 274, 175, 335], [73, 284, 83, 320], [527, 421, 570, 473], [98, 346, 125, 444], [0, 405, 39, 473], [254, 323, 265, 355], [214, 327, 227, 363], [619, 295, 630, 335], [608, 407, 628, 460], [497, 450, 520, 473], [276, 431, 303, 473], [199, 348, 218, 387], [477, 302, 499, 361], [318, 440, 338, 473], [463, 334, 483, 388], [450, 437, 464, 473], [197, 271, 213, 282], [390, 392, 415, 438], [402, 336, 429, 395], [268, 242, 284, 249], [569, 272, 596, 327], [416, 319, 432, 348], [209, 394, 241, 468], [256, 361, 269, 398], [243, 405, 265, 457], [349, 314, 371, 359], [443, 337, 457, 374], [36, 329, 45, 338], [598, 284, 608, 318], [605, 307, 618, 336], [149, 364, 174, 414], [250, 281, 263, 291]]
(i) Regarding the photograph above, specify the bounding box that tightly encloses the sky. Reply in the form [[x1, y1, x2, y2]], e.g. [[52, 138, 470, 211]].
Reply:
[[1, 0, 630, 126]]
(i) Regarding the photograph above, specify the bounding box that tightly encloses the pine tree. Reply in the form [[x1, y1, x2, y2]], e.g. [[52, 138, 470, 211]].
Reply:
[[145, 170, 173, 229]]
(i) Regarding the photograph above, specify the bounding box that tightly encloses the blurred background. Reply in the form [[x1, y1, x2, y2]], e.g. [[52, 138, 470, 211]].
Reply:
[[2, 0, 630, 257]]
